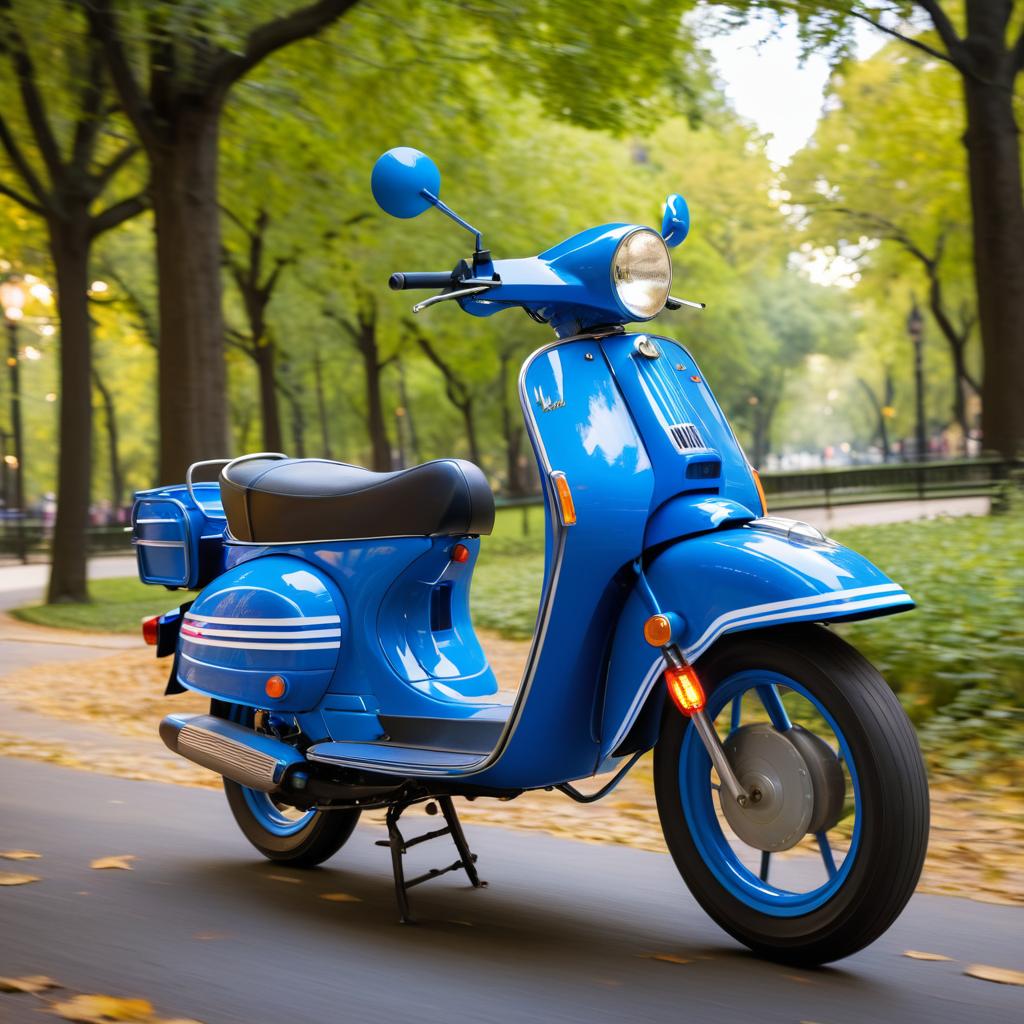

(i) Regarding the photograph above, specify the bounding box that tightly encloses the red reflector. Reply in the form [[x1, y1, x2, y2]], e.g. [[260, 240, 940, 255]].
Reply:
[[265, 675, 287, 699], [142, 615, 159, 646], [451, 543, 470, 563], [665, 664, 705, 716]]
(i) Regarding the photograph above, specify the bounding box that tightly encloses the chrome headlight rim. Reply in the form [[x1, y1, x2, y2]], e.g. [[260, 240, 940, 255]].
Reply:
[[610, 226, 672, 321]]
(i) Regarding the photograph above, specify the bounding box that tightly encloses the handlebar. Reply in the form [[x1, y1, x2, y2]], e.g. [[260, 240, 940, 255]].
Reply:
[[388, 272, 455, 291]]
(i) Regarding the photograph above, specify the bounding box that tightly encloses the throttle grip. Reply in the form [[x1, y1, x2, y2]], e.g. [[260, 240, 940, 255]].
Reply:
[[388, 272, 454, 291]]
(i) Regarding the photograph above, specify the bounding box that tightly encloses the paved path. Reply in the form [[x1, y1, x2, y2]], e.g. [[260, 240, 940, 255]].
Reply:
[[0, 760, 1020, 1024]]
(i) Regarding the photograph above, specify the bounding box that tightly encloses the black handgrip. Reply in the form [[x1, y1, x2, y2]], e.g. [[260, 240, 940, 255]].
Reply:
[[388, 272, 454, 291]]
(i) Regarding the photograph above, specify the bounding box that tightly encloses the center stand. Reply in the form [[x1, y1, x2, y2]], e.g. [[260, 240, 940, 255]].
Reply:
[[376, 795, 486, 923]]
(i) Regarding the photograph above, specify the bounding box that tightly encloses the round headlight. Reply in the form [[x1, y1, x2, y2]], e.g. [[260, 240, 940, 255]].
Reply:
[[611, 228, 672, 319]]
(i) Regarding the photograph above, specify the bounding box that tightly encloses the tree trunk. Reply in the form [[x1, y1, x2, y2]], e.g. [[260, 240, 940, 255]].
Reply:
[[962, 74, 1024, 457], [355, 316, 390, 471], [46, 218, 93, 604], [92, 367, 124, 514], [312, 346, 333, 459], [459, 401, 481, 467], [499, 355, 524, 495], [150, 102, 229, 483], [253, 342, 283, 452]]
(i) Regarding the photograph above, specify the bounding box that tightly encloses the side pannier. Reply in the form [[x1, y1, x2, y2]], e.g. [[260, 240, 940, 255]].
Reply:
[[132, 476, 226, 590]]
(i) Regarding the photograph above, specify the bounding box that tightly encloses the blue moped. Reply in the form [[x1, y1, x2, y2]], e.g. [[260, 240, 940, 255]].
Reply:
[[132, 147, 928, 964]]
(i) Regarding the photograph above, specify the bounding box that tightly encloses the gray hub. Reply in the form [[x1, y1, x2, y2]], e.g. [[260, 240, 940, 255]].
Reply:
[[718, 724, 814, 852]]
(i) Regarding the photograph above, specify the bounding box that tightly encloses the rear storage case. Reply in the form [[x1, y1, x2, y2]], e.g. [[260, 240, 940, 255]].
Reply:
[[132, 481, 226, 589]]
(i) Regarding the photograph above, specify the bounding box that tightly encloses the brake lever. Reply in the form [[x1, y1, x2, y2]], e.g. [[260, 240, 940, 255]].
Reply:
[[666, 296, 706, 311], [411, 283, 497, 314]]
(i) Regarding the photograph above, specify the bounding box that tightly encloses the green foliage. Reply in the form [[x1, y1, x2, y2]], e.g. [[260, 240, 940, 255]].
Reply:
[[11, 576, 167, 632]]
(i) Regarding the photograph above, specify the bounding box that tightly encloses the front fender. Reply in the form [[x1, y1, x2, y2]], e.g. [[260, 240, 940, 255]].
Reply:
[[599, 519, 914, 759]]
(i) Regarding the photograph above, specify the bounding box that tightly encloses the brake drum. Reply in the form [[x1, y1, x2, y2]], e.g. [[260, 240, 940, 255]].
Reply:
[[718, 723, 814, 852]]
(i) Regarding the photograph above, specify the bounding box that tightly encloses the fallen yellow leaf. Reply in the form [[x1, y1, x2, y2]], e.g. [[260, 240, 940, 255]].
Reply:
[[904, 950, 954, 962], [964, 964, 1024, 986], [0, 850, 41, 861], [89, 855, 137, 871], [0, 975, 61, 993], [51, 993, 154, 1022], [0, 872, 40, 886], [637, 952, 692, 965], [319, 892, 361, 903]]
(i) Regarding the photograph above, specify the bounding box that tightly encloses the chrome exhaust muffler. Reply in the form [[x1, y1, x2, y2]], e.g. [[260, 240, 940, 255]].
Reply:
[[160, 713, 307, 793]]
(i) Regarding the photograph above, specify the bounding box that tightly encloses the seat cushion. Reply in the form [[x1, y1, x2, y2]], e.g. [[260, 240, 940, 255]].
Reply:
[[220, 457, 495, 544]]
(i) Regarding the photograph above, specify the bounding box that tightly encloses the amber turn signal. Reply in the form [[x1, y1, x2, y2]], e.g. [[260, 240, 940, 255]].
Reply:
[[644, 614, 673, 647], [552, 472, 576, 526], [265, 675, 287, 699], [751, 468, 768, 516], [665, 664, 705, 716]]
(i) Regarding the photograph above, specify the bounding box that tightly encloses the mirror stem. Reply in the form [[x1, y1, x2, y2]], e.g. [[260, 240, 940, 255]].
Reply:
[[421, 189, 483, 251]]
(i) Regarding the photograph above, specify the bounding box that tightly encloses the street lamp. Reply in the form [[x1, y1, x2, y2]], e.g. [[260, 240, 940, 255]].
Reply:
[[906, 299, 926, 463], [0, 275, 26, 560]]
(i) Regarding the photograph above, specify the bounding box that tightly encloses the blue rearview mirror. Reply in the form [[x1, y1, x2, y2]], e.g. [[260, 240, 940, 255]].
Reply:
[[371, 147, 442, 219], [661, 193, 690, 248]]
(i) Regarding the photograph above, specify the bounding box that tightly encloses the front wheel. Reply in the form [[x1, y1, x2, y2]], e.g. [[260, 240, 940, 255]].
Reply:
[[654, 625, 929, 965]]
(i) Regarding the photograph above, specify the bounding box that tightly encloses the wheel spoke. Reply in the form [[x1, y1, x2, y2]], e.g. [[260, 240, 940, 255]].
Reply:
[[756, 683, 792, 731], [816, 831, 838, 879], [759, 850, 771, 882], [730, 695, 742, 734]]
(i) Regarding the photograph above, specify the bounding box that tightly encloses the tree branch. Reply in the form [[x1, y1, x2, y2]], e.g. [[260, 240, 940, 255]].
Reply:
[[84, 1, 155, 149], [208, 0, 359, 94], [95, 142, 140, 189], [70, 40, 107, 177], [0, 13, 65, 182], [0, 109, 48, 203], [0, 178, 44, 213], [914, 0, 964, 56], [846, 7, 957, 67], [89, 191, 149, 237]]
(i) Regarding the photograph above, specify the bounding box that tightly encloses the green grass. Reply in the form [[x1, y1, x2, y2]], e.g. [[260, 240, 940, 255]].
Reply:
[[11, 576, 177, 634]]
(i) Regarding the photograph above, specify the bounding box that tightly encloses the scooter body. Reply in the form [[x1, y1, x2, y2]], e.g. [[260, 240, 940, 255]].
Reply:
[[145, 328, 910, 793], [133, 147, 927, 961]]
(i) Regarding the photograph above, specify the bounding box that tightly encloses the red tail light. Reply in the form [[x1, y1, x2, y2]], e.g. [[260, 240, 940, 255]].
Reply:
[[142, 615, 160, 646]]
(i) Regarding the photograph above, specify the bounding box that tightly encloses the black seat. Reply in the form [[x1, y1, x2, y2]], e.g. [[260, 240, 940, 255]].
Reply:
[[220, 457, 495, 544]]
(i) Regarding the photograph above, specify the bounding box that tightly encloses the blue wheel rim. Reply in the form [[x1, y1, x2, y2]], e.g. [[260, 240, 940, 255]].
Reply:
[[223, 704, 317, 837], [679, 669, 862, 917], [241, 787, 317, 837]]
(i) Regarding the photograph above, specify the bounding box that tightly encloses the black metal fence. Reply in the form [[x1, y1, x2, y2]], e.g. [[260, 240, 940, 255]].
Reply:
[[0, 457, 1017, 562]]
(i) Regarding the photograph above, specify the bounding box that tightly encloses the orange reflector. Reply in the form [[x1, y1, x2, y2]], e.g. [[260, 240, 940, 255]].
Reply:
[[265, 675, 287, 699], [451, 543, 470, 563], [644, 614, 673, 647], [751, 468, 767, 516], [665, 665, 705, 716], [553, 473, 576, 526], [141, 615, 159, 646]]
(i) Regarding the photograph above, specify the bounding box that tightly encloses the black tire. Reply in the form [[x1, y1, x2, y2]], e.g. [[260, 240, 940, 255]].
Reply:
[[223, 779, 360, 868], [654, 625, 929, 966], [210, 701, 360, 868]]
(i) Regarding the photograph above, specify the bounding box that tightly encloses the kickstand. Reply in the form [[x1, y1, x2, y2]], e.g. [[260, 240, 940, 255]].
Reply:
[[375, 795, 486, 923]]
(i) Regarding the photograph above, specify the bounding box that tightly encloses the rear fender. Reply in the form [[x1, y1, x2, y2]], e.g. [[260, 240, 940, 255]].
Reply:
[[599, 519, 914, 760]]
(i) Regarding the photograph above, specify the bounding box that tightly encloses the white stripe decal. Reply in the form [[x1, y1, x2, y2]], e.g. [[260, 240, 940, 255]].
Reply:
[[181, 635, 340, 652], [685, 583, 904, 659], [181, 626, 341, 640], [604, 590, 913, 754], [184, 613, 341, 627]]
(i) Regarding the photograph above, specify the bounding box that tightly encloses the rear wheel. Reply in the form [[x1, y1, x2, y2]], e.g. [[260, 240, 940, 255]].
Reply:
[[212, 702, 360, 868], [654, 626, 929, 965]]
